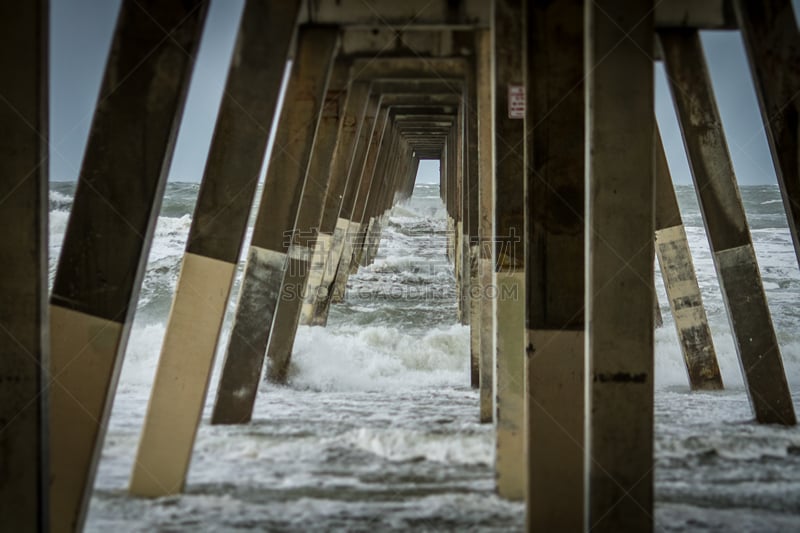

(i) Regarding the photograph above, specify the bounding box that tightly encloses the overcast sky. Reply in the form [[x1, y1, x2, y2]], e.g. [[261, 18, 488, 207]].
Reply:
[[50, 0, 799, 186]]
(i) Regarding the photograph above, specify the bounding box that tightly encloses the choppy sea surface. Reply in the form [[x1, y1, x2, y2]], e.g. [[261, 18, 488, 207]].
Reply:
[[47, 182, 800, 531]]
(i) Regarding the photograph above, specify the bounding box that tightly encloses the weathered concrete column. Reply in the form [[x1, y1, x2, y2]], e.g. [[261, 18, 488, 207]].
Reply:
[[735, 0, 800, 267], [493, 0, 526, 501], [0, 2, 48, 529], [661, 29, 796, 425], [524, 0, 584, 529], [586, 1, 654, 530], [367, 132, 409, 264], [475, 28, 495, 424], [457, 104, 471, 328], [465, 58, 482, 389], [48, 2, 207, 530], [352, 117, 397, 270], [654, 127, 723, 391], [315, 95, 381, 313], [265, 60, 350, 384], [211, 26, 339, 424], [300, 81, 370, 326], [343, 110, 390, 275], [311, 94, 381, 324], [446, 136, 456, 264], [368, 129, 413, 261], [129, 0, 301, 498], [357, 124, 399, 267], [329, 106, 390, 302]]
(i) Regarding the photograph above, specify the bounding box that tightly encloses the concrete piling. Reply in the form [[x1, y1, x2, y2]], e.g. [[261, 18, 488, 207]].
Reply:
[[7, 3, 799, 530], [329, 107, 390, 302], [465, 57, 482, 390], [586, 1, 655, 530], [661, 29, 796, 426], [735, 0, 800, 267], [475, 28, 495, 425], [265, 60, 350, 384], [493, 0, 527, 502], [47, 1, 207, 529], [129, 0, 302, 498], [211, 27, 339, 425], [0, 1, 48, 529], [300, 81, 371, 326], [312, 94, 382, 323], [654, 127, 723, 391], [524, 0, 585, 528]]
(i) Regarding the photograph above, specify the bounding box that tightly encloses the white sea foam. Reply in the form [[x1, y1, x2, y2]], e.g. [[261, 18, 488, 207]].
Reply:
[[287, 324, 470, 392], [343, 427, 492, 465]]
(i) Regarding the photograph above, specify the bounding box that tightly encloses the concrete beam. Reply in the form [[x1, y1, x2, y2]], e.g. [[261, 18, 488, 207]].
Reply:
[[48, 1, 207, 529], [211, 26, 339, 424], [661, 29, 796, 425], [0, 1, 48, 529], [129, 0, 301, 497], [302, 0, 737, 29], [300, 0, 490, 27], [586, 1, 655, 530], [525, 0, 585, 528], [341, 28, 475, 57], [655, 0, 737, 29], [352, 57, 468, 81]]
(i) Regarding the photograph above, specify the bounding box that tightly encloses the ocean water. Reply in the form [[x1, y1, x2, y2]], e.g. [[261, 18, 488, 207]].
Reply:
[[46, 182, 800, 531]]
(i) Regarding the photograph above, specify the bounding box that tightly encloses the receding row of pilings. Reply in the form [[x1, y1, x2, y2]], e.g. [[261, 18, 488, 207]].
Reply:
[[2, 0, 800, 532]]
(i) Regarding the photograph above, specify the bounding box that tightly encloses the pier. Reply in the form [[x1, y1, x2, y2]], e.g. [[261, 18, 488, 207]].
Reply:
[[2, 0, 800, 531]]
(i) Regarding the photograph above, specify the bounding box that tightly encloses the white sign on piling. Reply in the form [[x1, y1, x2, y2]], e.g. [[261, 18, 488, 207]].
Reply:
[[508, 85, 525, 119]]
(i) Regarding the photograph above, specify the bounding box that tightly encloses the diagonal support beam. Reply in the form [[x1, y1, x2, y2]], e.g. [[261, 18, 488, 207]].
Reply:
[[129, 0, 301, 497], [266, 60, 351, 383], [735, 0, 800, 269], [48, 1, 207, 529], [211, 26, 339, 425], [654, 127, 723, 391], [661, 29, 795, 426]]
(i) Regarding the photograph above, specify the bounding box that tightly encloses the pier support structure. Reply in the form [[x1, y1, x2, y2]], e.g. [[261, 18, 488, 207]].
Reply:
[[47, 2, 206, 529], [475, 28, 496, 424], [211, 26, 339, 424], [265, 60, 351, 383], [661, 29, 796, 425], [6, 0, 800, 527], [524, 0, 585, 528], [130, 0, 301, 497], [654, 128, 723, 391], [0, 1, 48, 529], [735, 0, 800, 267], [493, 0, 527, 502], [299, 80, 371, 326], [586, 1, 655, 529]]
